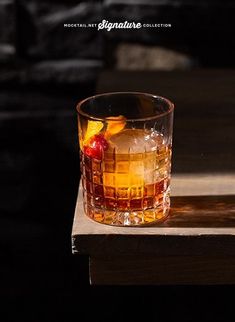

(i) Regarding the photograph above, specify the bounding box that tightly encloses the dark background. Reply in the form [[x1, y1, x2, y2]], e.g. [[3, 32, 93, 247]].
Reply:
[[1, 0, 235, 321]]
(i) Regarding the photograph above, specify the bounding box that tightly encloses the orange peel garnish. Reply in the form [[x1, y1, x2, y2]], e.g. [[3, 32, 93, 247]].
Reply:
[[84, 120, 104, 144], [105, 115, 126, 138]]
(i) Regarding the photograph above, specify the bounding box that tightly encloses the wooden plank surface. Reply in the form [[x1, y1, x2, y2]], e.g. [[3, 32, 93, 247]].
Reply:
[[72, 181, 235, 257], [72, 70, 235, 284], [72, 186, 235, 284]]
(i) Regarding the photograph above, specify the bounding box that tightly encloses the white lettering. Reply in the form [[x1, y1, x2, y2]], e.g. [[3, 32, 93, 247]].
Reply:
[[97, 19, 142, 31]]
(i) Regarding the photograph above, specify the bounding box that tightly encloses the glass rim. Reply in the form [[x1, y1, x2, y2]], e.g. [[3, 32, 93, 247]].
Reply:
[[76, 91, 174, 122]]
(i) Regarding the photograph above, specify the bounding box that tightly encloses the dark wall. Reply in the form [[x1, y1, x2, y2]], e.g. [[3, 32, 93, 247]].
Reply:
[[1, 0, 235, 87]]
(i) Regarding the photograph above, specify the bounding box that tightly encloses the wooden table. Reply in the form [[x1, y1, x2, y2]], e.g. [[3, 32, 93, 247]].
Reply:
[[72, 70, 235, 285]]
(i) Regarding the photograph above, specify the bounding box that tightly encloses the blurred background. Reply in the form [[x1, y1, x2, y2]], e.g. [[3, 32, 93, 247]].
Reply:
[[0, 0, 235, 321]]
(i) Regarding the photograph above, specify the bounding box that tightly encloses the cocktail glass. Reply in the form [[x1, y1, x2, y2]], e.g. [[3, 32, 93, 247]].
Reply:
[[77, 92, 174, 226]]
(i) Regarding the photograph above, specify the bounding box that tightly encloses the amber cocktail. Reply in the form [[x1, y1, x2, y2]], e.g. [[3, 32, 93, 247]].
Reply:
[[77, 92, 174, 226]]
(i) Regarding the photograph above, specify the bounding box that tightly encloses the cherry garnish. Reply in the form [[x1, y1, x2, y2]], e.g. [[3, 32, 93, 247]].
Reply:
[[84, 134, 108, 160]]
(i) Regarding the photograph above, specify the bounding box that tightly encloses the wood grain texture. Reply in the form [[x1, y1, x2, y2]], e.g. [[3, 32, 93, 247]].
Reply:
[[72, 183, 235, 258], [72, 70, 235, 284]]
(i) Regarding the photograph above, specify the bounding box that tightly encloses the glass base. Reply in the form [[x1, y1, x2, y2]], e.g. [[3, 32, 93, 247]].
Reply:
[[84, 201, 170, 227]]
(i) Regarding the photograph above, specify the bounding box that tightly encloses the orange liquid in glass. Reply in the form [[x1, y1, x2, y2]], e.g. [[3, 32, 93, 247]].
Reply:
[[81, 129, 171, 226]]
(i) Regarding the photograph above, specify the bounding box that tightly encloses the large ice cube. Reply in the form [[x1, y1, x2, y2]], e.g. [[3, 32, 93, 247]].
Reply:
[[108, 129, 163, 154]]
